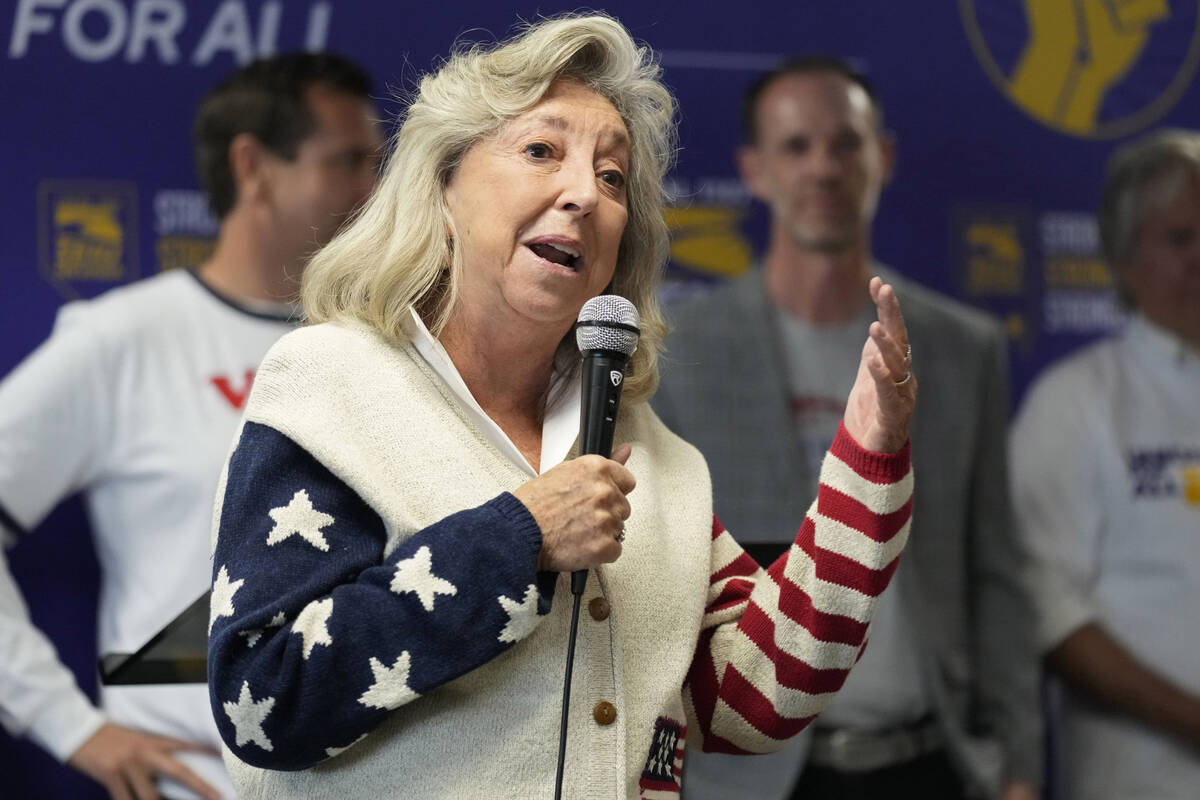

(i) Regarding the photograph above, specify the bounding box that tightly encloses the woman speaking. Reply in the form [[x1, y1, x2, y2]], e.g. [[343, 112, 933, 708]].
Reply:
[[208, 13, 917, 798]]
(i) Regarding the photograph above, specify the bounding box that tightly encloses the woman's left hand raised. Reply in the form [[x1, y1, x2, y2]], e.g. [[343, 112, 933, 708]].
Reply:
[[843, 276, 917, 454]]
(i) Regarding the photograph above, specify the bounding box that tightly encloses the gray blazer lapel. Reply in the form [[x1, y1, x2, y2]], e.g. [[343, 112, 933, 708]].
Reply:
[[655, 273, 812, 545], [726, 274, 814, 530]]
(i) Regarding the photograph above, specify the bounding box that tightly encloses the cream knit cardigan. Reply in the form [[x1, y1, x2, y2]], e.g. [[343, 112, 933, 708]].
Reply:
[[209, 321, 912, 799]]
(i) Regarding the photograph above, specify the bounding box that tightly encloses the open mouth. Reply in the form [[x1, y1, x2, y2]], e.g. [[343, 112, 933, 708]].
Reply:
[[528, 242, 581, 271]]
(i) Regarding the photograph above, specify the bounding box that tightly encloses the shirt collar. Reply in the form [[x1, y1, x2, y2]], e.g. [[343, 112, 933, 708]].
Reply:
[[186, 268, 300, 323], [1128, 313, 1200, 371], [407, 308, 580, 476]]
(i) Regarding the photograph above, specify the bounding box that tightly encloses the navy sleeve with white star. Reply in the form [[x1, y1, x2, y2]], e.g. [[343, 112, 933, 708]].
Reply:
[[209, 421, 556, 770]]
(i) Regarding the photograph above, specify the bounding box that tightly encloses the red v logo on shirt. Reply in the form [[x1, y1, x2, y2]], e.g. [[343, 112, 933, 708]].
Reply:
[[211, 370, 256, 410]]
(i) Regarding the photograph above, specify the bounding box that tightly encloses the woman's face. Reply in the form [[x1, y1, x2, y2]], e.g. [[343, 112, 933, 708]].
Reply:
[[445, 80, 631, 338]]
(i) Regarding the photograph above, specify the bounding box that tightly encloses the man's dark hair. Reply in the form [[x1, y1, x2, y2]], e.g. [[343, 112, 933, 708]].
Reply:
[[741, 55, 883, 144], [194, 52, 373, 219]]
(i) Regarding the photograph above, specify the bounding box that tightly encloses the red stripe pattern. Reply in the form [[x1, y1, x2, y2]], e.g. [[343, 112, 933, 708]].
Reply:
[[683, 423, 912, 753]]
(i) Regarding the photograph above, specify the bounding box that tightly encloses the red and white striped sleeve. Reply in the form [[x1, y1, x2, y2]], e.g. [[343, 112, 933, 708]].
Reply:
[[682, 422, 913, 754]]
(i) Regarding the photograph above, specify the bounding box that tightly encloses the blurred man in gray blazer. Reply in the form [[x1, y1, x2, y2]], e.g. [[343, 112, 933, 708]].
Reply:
[[653, 58, 1040, 800]]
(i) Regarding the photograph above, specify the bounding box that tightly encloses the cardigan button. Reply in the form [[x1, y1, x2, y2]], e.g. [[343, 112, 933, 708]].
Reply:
[[593, 701, 617, 726], [588, 597, 611, 621]]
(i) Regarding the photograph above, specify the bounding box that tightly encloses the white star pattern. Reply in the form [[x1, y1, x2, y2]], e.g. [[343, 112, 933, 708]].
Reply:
[[497, 584, 541, 643], [242, 610, 288, 648], [390, 546, 458, 612], [358, 652, 419, 710], [266, 489, 335, 551], [210, 565, 244, 634], [326, 733, 368, 758], [292, 598, 334, 659], [223, 681, 276, 752], [241, 629, 261, 647]]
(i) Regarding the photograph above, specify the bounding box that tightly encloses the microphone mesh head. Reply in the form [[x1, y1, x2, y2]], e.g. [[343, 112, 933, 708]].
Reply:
[[576, 295, 641, 356]]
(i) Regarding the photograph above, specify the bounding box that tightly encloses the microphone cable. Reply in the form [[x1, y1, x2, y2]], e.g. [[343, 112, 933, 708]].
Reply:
[[553, 572, 589, 800]]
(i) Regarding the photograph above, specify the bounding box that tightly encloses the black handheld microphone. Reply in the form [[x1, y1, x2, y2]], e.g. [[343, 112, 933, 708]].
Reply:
[[553, 295, 639, 800], [572, 295, 640, 595]]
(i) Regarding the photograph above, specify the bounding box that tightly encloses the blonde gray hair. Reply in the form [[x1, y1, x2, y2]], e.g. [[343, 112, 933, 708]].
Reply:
[[1100, 128, 1200, 305], [301, 13, 676, 403]]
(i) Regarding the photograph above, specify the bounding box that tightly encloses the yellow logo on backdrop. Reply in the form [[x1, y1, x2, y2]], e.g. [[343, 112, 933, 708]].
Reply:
[[951, 209, 1032, 351], [1183, 464, 1200, 507], [38, 180, 139, 298], [961, 0, 1200, 138], [965, 222, 1024, 295], [53, 201, 124, 279], [664, 206, 752, 279]]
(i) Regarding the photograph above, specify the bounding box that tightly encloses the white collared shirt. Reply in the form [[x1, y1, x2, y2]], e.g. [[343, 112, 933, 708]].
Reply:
[[407, 308, 581, 475]]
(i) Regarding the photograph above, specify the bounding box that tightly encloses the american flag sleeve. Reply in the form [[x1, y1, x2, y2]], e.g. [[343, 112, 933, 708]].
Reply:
[[683, 423, 913, 753], [208, 422, 554, 770]]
